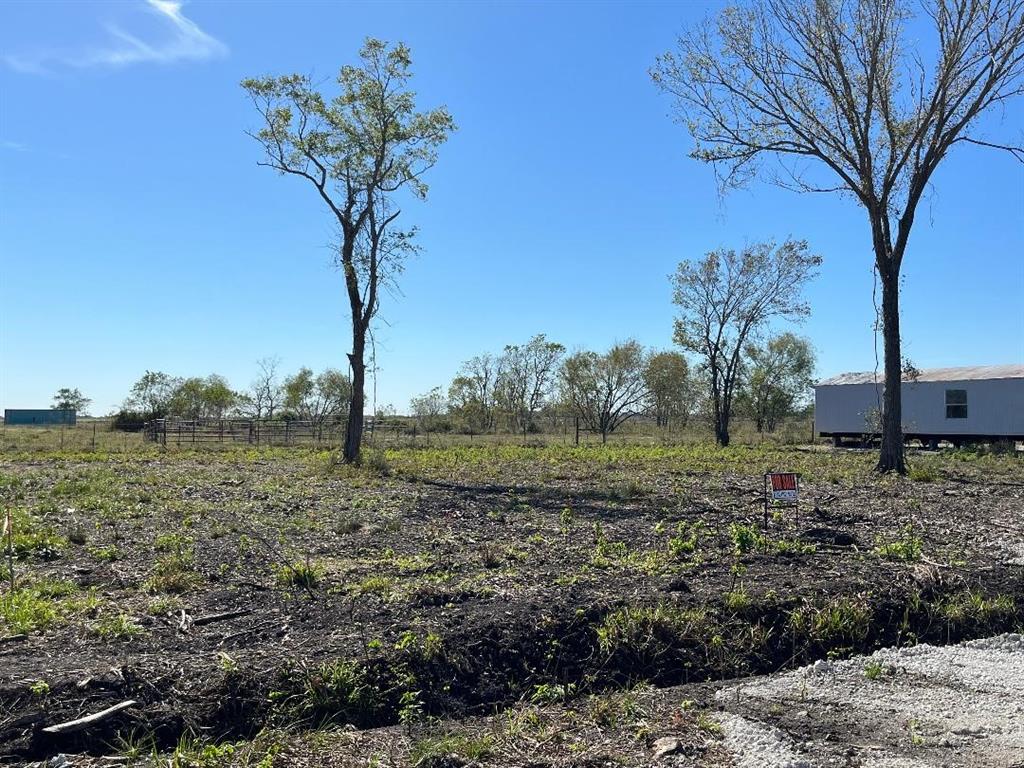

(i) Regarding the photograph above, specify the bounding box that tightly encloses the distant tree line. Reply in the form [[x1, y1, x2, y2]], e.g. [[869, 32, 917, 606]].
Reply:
[[409, 323, 815, 443], [111, 359, 352, 431]]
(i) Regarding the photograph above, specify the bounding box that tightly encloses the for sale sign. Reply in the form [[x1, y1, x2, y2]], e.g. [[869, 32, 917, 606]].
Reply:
[[768, 472, 799, 502]]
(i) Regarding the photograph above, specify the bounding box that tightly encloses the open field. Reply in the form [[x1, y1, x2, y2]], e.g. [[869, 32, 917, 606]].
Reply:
[[0, 443, 1022, 766]]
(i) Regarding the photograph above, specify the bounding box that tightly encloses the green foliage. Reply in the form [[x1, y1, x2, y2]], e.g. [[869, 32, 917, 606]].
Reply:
[[6, 508, 67, 561], [938, 591, 1016, 630], [669, 241, 821, 446], [736, 333, 815, 433], [559, 506, 575, 530], [94, 612, 143, 640], [0, 581, 73, 638], [561, 340, 649, 440], [275, 560, 322, 590], [596, 604, 710, 663], [145, 548, 202, 594], [724, 587, 752, 613], [789, 596, 872, 649], [29, 679, 50, 695], [273, 659, 385, 727], [529, 681, 577, 704], [169, 734, 238, 768], [668, 520, 701, 558], [154, 533, 193, 553], [772, 539, 816, 556], [283, 367, 351, 425], [87, 544, 120, 562], [908, 465, 940, 482], [53, 387, 91, 414], [410, 732, 493, 765], [863, 660, 885, 680], [729, 522, 765, 555], [645, 351, 692, 428], [873, 525, 923, 561]]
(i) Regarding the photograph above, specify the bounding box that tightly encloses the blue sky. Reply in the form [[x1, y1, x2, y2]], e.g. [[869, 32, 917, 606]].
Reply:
[[1, 0, 1022, 416]]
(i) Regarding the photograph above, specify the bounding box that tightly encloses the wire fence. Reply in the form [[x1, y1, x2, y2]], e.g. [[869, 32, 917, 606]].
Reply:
[[0, 414, 819, 454]]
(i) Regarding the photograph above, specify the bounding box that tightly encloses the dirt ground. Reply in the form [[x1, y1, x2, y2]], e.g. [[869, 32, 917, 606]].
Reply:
[[1, 443, 1021, 765]]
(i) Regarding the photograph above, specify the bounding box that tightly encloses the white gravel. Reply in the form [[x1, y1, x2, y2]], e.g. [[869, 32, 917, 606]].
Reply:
[[715, 634, 1024, 767], [716, 712, 812, 768]]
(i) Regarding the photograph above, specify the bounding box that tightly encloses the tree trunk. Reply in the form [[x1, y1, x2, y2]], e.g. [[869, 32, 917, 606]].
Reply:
[[715, 412, 730, 447], [343, 327, 366, 464], [876, 266, 906, 473]]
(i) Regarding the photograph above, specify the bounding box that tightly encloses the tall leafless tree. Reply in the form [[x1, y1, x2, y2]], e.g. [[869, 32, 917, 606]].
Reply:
[[496, 335, 565, 436], [672, 240, 821, 446], [653, 0, 1024, 472], [246, 356, 283, 420]]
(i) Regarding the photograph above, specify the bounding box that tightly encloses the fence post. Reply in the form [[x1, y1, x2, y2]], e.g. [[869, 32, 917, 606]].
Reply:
[[575, 416, 580, 447]]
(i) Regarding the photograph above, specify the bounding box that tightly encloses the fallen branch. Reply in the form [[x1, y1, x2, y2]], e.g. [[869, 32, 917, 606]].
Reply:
[[42, 700, 138, 735], [193, 608, 253, 626], [0, 633, 28, 644]]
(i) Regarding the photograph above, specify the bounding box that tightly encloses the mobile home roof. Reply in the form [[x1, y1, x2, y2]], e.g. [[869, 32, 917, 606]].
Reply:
[[817, 364, 1024, 387]]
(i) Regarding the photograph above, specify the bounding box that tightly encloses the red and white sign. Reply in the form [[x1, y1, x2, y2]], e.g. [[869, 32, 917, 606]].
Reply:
[[768, 472, 799, 502]]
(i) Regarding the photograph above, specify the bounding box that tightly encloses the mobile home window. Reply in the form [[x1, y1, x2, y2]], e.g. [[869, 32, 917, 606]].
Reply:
[[945, 389, 967, 419]]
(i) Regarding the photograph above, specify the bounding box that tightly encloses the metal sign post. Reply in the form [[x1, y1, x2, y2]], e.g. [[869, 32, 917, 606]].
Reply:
[[763, 472, 800, 536]]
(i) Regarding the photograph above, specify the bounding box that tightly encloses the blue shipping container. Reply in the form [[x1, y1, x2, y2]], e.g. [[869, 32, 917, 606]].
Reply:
[[3, 409, 77, 426]]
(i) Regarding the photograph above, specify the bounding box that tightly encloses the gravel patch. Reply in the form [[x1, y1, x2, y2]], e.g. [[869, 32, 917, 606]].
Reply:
[[716, 634, 1024, 767], [716, 712, 812, 767]]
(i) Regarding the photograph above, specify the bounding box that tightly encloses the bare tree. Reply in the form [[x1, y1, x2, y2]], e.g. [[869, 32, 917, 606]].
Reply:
[[246, 356, 283, 421], [561, 341, 649, 443], [495, 335, 565, 436], [653, 0, 1024, 471], [243, 39, 455, 463], [671, 240, 821, 447]]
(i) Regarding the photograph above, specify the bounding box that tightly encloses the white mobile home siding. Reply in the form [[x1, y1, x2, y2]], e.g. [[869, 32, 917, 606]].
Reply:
[[815, 369, 1024, 438]]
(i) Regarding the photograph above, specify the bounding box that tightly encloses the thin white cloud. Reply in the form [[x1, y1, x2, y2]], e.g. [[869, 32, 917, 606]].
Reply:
[[1, 140, 29, 152], [4, 0, 227, 74]]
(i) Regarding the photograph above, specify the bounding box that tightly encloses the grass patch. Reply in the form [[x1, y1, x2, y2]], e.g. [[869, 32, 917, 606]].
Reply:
[[275, 559, 322, 590], [94, 611, 143, 640], [145, 549, 202, 594], [410, 732, 493, 765], [873, 525, 923, 562]]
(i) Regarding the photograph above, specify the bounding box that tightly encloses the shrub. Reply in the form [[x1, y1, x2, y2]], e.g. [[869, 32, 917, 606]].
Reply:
[[729, 523, 765, 555], [275, 560, 321, 590], [873, 525, 923, 562], [668, 521, 701, 559], [273, 659, 386, 727]]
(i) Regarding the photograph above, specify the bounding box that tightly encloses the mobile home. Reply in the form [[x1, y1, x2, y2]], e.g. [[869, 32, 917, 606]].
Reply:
[[814, 365, 1023, 446]]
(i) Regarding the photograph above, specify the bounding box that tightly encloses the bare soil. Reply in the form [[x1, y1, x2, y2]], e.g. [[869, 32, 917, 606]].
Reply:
[[0, 444, 1021, 765]]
